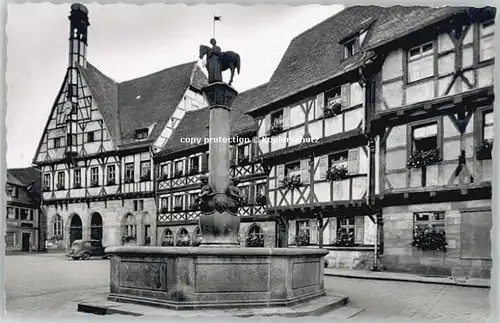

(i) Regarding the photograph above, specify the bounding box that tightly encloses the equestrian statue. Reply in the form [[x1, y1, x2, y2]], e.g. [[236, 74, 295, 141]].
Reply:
[[199, 38, 241, 86]]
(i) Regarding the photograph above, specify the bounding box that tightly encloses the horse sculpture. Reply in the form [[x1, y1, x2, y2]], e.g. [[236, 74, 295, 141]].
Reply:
[[199, 44, 241, 86]]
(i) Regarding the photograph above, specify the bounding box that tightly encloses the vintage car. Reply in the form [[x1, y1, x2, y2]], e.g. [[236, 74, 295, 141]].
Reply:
[[67, 239, 108, 260]]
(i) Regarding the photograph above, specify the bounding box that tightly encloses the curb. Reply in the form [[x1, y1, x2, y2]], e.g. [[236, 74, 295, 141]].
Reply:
[[324, 272, 490, 289]]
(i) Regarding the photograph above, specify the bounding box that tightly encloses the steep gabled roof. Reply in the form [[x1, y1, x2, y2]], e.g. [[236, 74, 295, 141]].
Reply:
[[78, 61, 208, 149], [157, 83, 270, 157], [248, 5, 468, 115], [7, 167, 41, 187]]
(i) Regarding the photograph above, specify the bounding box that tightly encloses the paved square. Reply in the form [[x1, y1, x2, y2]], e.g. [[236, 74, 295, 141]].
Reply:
[[5, 254, 491, 321]]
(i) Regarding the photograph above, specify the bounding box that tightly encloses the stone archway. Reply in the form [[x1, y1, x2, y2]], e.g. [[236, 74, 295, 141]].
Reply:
[[90, 212, 103, 241], [69, 214, 83, 245]]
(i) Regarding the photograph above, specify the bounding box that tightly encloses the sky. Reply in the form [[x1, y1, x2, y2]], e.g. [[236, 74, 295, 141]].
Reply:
[[6, 2, 344, 169]]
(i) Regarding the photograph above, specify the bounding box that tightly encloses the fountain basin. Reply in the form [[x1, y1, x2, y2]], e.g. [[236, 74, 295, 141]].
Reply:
[[106, 246, 328, 310]]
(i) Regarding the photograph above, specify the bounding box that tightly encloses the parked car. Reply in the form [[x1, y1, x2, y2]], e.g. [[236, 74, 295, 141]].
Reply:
[[67, 239, 108, 260]]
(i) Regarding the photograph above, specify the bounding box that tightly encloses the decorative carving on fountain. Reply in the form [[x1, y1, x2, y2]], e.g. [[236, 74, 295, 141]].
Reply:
[[226, 177, 242, 215]]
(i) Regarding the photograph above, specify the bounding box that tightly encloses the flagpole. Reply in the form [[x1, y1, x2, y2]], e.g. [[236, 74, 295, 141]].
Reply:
[[213, 13, 215, 38]]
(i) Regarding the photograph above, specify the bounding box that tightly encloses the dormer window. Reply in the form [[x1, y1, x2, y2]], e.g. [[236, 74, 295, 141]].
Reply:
[[342, 37, 359, 59], [135, 129, 149, 140]]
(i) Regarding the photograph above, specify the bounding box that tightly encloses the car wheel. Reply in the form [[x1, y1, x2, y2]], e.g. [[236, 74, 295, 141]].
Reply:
[[81, 252, 91, 260], [72, 256, 80, 260]]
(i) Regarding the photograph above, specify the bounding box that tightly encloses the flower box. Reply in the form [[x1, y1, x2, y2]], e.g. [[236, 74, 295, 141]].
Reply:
[[124, 178, 134, 184], [280, 175, 302, 190], [476, 139, 493, 160], [188, 203, 198, 211], [269, 124, 283, 136], [332, 229, 355, 247], [159, 207, 169, 214], [295, 231, 310, 247], [407, 148, 440, 168], [188, 168, 199, 176], [246, 235, 264, 247], [326, 164, 348, 181], [106, 180, 116, 186], [73, 183, 82, 189], [173, 206, 183, 212], [174, 171, 184, 178], [255, 194, 267, 206], [158, 174, 169, 181], [412, 225, 447, 252], [42, 186, 50, 192], [56, 183, 65, 191], [238, 156, 250, 165], [90, 180, 99, 187]]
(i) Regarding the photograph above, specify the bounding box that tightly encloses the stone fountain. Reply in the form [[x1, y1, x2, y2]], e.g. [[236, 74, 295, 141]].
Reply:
[[77, 39, 347, 316]]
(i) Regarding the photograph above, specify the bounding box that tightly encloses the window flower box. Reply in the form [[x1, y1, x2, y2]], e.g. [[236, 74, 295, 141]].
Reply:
[[407, 148, 440, 168], [476, 139, 493, 160], [280, 175, 302, 190], [332, 229, 355, 247], [73, 182, 82, 189], [90, 180, 99, 187], [256, 194, 267, 206], [326, 164, 348, 181], [124, 178, 134, 184], [295, 230, 310, 247], [174, 171, 183, 178], [188, 203, 198, 211], [42, 186, 50, 192], [269, 124, 283, 136], [324, 101, 343, 118], [106, 179, 116, 186], [412, 225, 447, 252], [246, 235, 264, 247], [160, 207, 169, 214], [56, 183, 65, 191], [173, 205, 183, 212]]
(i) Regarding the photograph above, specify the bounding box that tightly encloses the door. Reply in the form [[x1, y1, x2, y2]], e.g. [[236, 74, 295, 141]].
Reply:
[[21, 233, 30, 252]]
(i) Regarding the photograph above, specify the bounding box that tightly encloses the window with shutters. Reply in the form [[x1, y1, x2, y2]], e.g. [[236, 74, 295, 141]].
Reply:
[[270, 110, 284, 135], [407, 42, 435, 83], [332, 217, 364, 246], [479, 20, 495, 62]]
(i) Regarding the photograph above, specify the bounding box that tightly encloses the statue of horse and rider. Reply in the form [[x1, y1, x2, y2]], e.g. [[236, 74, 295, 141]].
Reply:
[[199, 38, 240, 86]]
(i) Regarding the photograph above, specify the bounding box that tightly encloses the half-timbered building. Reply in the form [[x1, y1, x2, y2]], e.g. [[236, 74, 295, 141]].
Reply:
[[32, 4, 207, 249], [5, 167, 44, 253], [245, 7, 388, 270], [154, 84, 271, 247], [367, 6, 495, 278]]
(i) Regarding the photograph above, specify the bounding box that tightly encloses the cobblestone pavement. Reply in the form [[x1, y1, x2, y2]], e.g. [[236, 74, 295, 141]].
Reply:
[[5, 254, 491, 321]]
